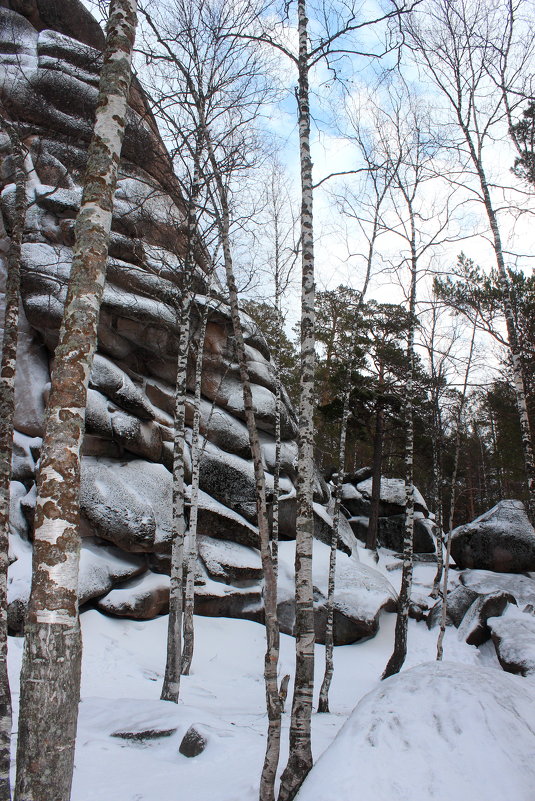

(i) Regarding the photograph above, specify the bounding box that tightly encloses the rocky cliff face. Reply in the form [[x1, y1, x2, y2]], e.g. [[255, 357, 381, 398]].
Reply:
[[0, 0, 385, 641]]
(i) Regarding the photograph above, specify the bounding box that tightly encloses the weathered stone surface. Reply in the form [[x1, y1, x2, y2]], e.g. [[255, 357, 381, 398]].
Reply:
[[356, 477, 429, 516], [451, 500, 535, 572], [427, 584, 480, 629], [275, 494, 358, 556], [198, 536, 262, 584], [179, 725, 208, 758], [97, 572, 170, 619], [277, 540, 397, 645], [458, 591, 516, 646], [489, 613, 535, 676], [460, 569, 535, 609], [349, 512, 435, 554]]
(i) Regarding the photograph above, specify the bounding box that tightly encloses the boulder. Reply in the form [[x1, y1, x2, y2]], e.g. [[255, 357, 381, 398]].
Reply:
[[450, 500, 535, 572], [197, 536, 262, 584], [277, 540, 397, 645], [356, 477, 429, 516], [460, 569, 535, 609], [427, 584, 480, 629], [97, 571, 170, 619], [294, 662, 535, 801], [489, 612, 535, 676], [457, 591, 515, 646], [179, 725, 208, 758], [275, 494, 358, 556], [349, 512, 435, 554]]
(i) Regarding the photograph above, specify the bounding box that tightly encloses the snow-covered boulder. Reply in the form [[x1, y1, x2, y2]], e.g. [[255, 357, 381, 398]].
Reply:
[[489, 610, 535, 676], [460, 569, 535, 609], [97, 572, 170, 619], [451, 500, 535, 572], [277, 540, 397, 645], [295, 662, 535, 801], [457, 591, 515, 646], [356, 476, 429, 516]]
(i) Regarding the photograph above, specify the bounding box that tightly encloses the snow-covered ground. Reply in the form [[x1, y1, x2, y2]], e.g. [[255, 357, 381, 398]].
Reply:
[[7, 550, 534, 801]]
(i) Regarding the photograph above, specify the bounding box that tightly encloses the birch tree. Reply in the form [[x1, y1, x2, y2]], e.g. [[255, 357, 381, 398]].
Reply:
[[14, 4, 137, 799], [403, 0, 535, 522], [0, 111, 26, 801], [436, 318, 478, 660], [139, 4, 284, 798]]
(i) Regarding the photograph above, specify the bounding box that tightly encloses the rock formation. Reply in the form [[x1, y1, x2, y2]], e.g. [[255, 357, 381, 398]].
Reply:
[[0, 0, 396, 644]]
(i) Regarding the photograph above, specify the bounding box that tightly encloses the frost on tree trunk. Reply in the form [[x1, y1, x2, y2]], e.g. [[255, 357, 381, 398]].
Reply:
[[14, 3, 137, 800], [0, 112, 26, 801], [278, 1, 315, 797], [318, 390, 350, 713]]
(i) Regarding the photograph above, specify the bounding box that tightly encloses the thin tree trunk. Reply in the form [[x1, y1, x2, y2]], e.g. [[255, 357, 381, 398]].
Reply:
[[437, 319, 477, 661], [463, 128, 535, 522], [367, 364, 385, 552], [278, 2, 315, 797], [430, 392, 445, 598], [181, 296, 210, 676], [382, 222, 417, 681], [14, 4, 136, 799], [318, 390, 350, 713], [162, 128, 203, 692], [0, 113, 26, 801], [161, 294, 191, 702]]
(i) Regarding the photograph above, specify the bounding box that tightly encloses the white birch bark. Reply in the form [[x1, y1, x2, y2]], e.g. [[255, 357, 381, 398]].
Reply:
[[382, 224, 417, 681], [181, 297, 210, 676], [317, 390, 350, 713], [278, 2, 315, 797], [161, 294, 191, 702], [0, 112, 26, 801], [436, 319, 477, 661], [14, 4, 137, 799]]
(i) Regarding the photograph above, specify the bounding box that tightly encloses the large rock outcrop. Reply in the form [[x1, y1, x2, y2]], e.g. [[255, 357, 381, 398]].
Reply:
[[450, 500, 535, 572], [0, 0, 373, 638]]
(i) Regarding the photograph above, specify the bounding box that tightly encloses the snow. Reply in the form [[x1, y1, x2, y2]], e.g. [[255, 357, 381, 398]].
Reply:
[[295, 661, 535, 801], [357, 476, 428, 512], [7, 533, 523, 801]]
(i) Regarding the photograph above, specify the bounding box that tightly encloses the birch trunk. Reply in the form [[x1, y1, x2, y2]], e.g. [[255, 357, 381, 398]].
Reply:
[[382, 234, 417, 681], [181, 297, 210, 676], [0, 113, 26, 801], [437, 320, 477, 661], [278, 2, 315, 796], [367, 364, 385, 552], [14, 4, 136, 799], [215, 203, 281, 801], [461, 126, 535, 523], [430, 393, 445, 598], [318, 391, 350, 713], [161, 294, 191, 701], [162, 129, 203, 692]]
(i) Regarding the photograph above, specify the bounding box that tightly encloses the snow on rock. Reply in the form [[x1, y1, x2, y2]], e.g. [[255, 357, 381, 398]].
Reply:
[[97, 571, 170, 619], [451, 500, 535, 572], [427, 584, 480, 629], [78, 539, 146, 605], [197, 536, 262, 583], [489, 608, 535, 676], [90, 353, 155, 421], [11, 430, 41, 483], [457, 591, 515, 646], [277, 540, 397, 645], [460, 568, 535, 609], [357, 476, 428, 515], [295, 661, 535, 801]]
